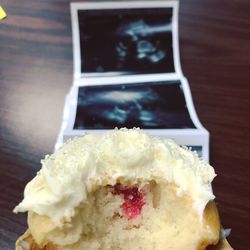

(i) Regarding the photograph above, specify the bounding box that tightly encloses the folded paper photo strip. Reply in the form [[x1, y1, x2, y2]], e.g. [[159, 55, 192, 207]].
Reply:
[[56, 1, 209, 161]]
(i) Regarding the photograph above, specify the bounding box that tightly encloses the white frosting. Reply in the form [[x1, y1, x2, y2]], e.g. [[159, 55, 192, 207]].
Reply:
[[14, 128, 216, 225]]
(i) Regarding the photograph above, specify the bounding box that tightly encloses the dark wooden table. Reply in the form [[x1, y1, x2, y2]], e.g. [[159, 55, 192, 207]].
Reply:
[[1, 0, 250, 249]]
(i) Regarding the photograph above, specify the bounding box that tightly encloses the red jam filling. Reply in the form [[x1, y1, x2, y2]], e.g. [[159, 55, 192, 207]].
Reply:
[[112, 183, 145, 220]]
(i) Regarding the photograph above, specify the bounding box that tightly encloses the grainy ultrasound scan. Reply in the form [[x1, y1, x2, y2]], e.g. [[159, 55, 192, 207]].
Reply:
[[74, 81, 195, 129], [186, 146, 202, 157], [78, 8, 175, 74]]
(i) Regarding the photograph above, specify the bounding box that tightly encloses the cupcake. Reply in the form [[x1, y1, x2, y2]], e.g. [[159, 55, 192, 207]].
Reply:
[[14, 129, 233, 250]]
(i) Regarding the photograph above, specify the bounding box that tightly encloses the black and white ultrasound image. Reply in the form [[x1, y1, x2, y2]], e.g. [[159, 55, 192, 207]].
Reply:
[[74, 81, 195, 129], [78, 8, 175, 74], [186, 146, 202, 157]]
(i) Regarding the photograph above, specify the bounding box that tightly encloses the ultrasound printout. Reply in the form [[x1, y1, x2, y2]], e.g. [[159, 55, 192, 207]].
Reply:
[[74, 81, 195, 129], [186, 146, 202, 157], [78, 8, 175, 74]]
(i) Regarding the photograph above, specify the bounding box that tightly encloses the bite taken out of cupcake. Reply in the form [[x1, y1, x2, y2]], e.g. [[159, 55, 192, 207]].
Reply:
[[14, 128, 233, 250]]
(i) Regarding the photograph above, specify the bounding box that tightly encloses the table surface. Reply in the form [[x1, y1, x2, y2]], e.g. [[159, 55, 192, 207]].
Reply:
[[1, 0, 250, 249]]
